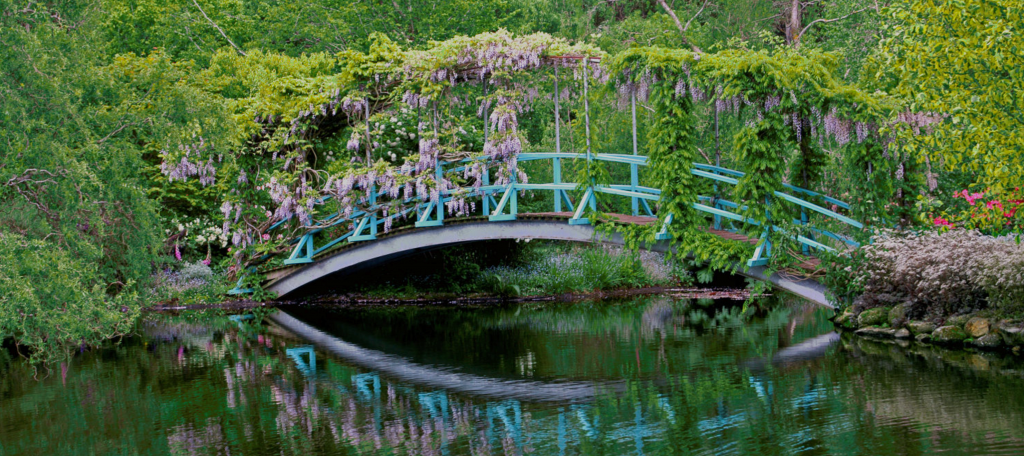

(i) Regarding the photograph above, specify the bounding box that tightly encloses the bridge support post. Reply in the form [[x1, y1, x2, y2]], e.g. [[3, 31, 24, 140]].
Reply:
[[351, 184, 379, 241], [655, 213, 673, 240], [713, 193, 723, 230], [482, 165, 491, 216], [568, 187, 594, 225], [435, 159, 445, 223], [800, 208, 811, 255], [553, 157, 563, 212], [415, 161, 446, 227], [747, 233, 772, 267], [747, 197, 772, 267], [631, 92, 639, 216], [227, 266, 258, 295], [554, 68, 563, 213]]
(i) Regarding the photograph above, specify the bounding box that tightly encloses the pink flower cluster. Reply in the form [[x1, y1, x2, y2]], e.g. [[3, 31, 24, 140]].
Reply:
[[955, 189, 986, 205], [936, 187, 1024, 230], [954, 188, 1021, 219]]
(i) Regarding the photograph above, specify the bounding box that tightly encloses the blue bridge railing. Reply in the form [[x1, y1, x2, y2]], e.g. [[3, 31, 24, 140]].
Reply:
[[229, 152, 862, 295]]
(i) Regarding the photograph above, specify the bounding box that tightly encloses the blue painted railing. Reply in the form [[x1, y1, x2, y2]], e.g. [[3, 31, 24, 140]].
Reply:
[[229, 153, 862, 294]]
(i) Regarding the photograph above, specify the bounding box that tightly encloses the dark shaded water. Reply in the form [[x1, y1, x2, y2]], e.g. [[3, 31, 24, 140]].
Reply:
[[2, 296, 1024, 455]]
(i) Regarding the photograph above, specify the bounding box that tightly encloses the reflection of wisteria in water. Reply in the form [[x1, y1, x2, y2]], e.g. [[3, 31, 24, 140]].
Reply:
[[4, 299, 1024, 456], [222, 355, 538, 456], [167, 419, 227, 456], [210, 327, 689, 456], [207, 303, 824, 455]]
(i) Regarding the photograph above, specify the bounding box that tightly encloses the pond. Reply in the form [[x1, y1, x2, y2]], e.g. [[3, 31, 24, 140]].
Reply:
[[2, 296, 1024, 455]]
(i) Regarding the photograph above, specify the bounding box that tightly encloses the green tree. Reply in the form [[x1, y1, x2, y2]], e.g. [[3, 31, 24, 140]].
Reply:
[[872, 0, 1023, 202], [1, 1, 161, 362]]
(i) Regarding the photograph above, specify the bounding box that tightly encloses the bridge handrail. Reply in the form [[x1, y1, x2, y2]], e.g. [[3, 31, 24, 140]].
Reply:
[[692, 163, 851, 210], [231, 153, 864, 294]]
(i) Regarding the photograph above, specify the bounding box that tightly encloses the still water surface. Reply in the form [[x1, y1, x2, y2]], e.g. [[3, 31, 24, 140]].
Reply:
[[2, 296, 1024, 455]]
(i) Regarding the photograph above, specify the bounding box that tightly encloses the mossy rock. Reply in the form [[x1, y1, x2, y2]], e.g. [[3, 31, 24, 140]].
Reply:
[[858, 307, 889, 327], [888, 303, 912, 327], [894, 328, 912, 339], [915, 333, 932, 343], [833, 311, 857, 329], [932, 325, 967, 344], [996, 321, 1024, 345], [907, 320, 937, 335], [968, 334, 1003, 350], [964, 317, 991, 338], [945, 314, 972, 328]]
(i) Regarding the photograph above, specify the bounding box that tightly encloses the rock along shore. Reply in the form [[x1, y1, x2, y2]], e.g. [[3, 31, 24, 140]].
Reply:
[[832, 304, 1024, 356]]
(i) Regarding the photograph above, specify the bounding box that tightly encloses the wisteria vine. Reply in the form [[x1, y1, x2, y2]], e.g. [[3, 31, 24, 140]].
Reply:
[[158, 31, 605, 270]]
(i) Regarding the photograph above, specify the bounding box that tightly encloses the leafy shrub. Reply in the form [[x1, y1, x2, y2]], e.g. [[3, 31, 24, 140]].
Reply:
[[826, 230, 1024, 316], [483, 273, 522, 297], [0, 233, 140, 365], [821, 247, 868, 309]]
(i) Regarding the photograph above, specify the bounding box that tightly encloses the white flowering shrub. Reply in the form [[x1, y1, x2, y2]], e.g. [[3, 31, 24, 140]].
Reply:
[[827, 230, 1024, 316], [341, 107, 484, 165], [180, 261, 214, 283], [164, 217, 230, 258], [976, 240, 1024, 312]]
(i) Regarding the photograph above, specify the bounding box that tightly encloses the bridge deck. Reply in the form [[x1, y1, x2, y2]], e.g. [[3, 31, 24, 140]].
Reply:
[[263, 212, 821, 280]]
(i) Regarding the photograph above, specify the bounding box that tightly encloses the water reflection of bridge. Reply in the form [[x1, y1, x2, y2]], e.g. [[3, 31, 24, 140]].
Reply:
[[265, 309, 840, 455], [269, 351, 671, 455]]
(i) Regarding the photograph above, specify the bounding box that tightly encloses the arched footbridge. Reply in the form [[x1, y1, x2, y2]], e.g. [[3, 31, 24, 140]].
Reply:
[[233, 153, 863, 308]]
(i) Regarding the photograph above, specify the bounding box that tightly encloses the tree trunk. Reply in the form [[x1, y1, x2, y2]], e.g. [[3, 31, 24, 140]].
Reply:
[[787, 0, 802, 44]]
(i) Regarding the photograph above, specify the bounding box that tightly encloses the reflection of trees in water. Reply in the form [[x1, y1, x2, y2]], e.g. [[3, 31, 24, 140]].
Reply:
[[471, 297, 831, 379], [481, 297, 689, 338], [7, 306, 1023, 455], [137, 314, 1024, 455], [219, 310, 846, 455], [835, 334, 1024, 437], [477, 296, 819, 344]]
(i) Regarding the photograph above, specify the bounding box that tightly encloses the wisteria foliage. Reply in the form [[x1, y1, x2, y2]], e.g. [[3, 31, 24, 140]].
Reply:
[[605, 46, 909, 268], [158, 31, 604, 266]]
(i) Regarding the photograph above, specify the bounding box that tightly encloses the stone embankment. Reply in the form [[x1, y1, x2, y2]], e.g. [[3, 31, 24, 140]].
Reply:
[[833, 304, 1024, 355]]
